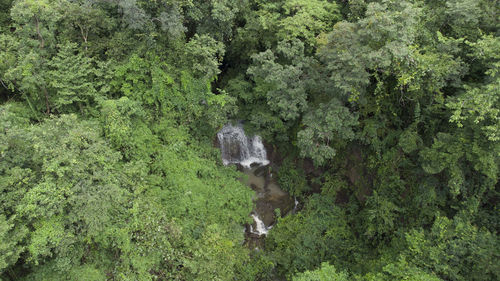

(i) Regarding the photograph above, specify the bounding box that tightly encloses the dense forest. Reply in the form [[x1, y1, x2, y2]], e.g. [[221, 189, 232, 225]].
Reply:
[[0, 0, 499, 280]]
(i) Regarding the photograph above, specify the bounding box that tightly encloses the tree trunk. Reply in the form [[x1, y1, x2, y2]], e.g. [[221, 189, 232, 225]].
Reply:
[[34, 16, 45, 49], [79, 25, 89, 52]]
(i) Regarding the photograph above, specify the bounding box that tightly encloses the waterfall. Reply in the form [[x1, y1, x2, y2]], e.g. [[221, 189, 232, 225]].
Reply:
[[293, 196, 299, 213], [217, 123, 269, 168], [218, 123, 279, 238], [250, 213, 272, 236]]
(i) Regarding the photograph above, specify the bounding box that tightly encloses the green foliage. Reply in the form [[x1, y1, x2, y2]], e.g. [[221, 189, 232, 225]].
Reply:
[[444, 0, 482, 38], [420, 130, 498, 197], [298, 99, 358, 166], [319, 1, 421, 101], [363, 190, 400, 240], [248, 39, 310, 122], [184, 34, 225, 80], [447, 35, 500, 142], [293, 262, 349, 281], [110, 53, 234, 135], [47, 42, 98, 113], [99, 97, 158, 160], [364, 257, 443, 281], [0, 99, 256, 280], [403, 215, 500, 281], [185, 0, 248, 41], [0, 110, 130, 276], [277, 158, 308, 197], [0, 0, 13, 28], [0, 214, 27, 274], [0, 0, 499, 280], [398, 126, 421, 154], [278, 0, 340, 45], [266, 193, 355, 278]]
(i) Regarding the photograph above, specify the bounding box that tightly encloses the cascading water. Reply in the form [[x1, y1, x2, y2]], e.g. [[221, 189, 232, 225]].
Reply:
[[250, 213, 272, 236], [217, 123, 269, 168], [293, 197, 299, 213], [217, 123, 293, 240]]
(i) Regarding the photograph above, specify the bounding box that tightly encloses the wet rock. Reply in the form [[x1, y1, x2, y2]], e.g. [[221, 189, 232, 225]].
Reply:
[[255, 200, 276, 226], [235, 163, 245, 171], [263, 141, 283, 167], [254, 165, 268, 177], [250, 162, 261, 169]]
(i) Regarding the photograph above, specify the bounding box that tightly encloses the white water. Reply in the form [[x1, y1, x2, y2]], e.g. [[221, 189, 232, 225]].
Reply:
[[217, 123, 278, 237], [250, 213, 272, 236], [294, 197, 299, 212], [217, 124, 269, 168]]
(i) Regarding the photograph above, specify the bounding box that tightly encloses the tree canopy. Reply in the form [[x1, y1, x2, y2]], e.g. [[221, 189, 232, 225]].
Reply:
[[0, 0, 498, 280]]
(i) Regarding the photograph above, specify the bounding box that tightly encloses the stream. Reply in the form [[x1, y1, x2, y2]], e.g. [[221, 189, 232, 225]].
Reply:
[[217, 123, 294, 248]]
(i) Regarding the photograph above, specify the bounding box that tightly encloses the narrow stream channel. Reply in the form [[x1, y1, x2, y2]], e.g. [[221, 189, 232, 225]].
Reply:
[[217, 123, 294, 248]]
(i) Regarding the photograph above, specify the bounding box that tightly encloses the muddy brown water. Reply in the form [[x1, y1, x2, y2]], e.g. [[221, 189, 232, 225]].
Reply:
[[240, 165, 294, 249]]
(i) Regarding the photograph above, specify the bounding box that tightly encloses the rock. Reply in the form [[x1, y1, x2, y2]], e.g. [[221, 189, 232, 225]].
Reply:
[[250, 162, 260, 169], [255, 200, 276, 226], [253, 165, 268, 177], [235, 163, 245, 171]]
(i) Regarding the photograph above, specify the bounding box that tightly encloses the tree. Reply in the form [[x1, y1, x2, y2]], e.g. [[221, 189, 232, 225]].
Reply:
[[184, 0, 248, 41], [184, 34, 225, 80], [0, 0, 13, 29], [447, 35, 500, 142], [0, 108, 132, 278], [247, 39, 310, 122], [47, 43, 98, 114], [0, 0, 499, 280], [61, 0, 117, 53], [4, 0, 64, 114], [370, 257, 443, 281], [403, 215, 500, 281], [297, 99, 358, 166], [319, 1, 421, 101], [278, 0, 340, 46], [293, 262, 349, 281], [266, 193, 355, 278]]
